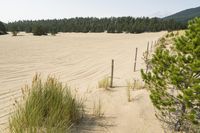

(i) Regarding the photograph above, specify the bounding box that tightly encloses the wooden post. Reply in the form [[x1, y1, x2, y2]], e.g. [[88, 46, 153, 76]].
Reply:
[[146, 42, 150, 73], [110, 59, 114, 88], [134, 47, 138, 72]]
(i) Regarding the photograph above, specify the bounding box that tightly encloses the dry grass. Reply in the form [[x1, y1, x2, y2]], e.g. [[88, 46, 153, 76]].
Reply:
[[126, 80, 144, 102], [126, 80, 144, 91], [93, 99, 104, 118], [126, 80, 135, 90], [9, 74, 84, 133], [98, 77, 110, 90], [126, 80, 133, 102], [134, 80, 144, 90]]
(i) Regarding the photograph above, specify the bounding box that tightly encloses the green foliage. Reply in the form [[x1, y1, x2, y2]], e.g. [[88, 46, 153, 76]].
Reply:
[[6, 17, 185, 34], [141, 17, 200, 132], [0, 21, 7, 35], [9, 74, 84, 133], [32, 25, 48, 36]]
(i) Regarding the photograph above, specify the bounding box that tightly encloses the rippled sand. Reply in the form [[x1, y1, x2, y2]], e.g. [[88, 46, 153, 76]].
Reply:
[[0, 32, 166, 132]]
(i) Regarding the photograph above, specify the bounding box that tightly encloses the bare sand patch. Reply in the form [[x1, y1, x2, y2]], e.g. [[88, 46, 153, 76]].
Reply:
[[0, 32, 166, 132]]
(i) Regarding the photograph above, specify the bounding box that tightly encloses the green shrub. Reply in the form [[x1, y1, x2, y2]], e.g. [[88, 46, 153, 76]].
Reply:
[[141, 18, 200, 132], [9, 74, 84, 133], [32, 25, 47, 36]]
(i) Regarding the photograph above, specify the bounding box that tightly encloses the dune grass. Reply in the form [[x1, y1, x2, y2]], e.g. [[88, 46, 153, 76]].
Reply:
[[126, 80, 134, 90], [133, 80, 144, 90], [93, 99, 104, 118], [126, 80, 133, 102], [126, 80, 144, 102], [126, 80, 144, 91], [98, 77, 110, 90], [9, 74, 84, 133]]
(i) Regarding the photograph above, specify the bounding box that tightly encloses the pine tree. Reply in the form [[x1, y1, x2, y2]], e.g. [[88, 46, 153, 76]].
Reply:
[[141, 17, 200, 132]]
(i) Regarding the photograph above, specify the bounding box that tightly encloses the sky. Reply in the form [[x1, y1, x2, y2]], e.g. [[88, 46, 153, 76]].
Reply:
[[0, 0, 200, 23]]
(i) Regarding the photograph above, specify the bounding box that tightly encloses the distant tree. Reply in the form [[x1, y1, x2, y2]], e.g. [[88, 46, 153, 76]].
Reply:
[[11, 25, 19, 36], [0, 21, 7, 35], [141, 18, 200, 132], [25, 26, 32, 33], [32, 25, 47, 36], [50, 27, 58, 36]]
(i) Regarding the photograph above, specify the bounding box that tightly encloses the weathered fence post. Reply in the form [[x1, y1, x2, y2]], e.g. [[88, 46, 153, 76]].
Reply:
[[110, 59, 114, 88], [134, 47, 138, 72]]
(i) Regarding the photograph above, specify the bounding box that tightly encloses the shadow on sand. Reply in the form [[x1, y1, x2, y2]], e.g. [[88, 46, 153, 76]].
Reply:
[[72, 114, 116, 133]]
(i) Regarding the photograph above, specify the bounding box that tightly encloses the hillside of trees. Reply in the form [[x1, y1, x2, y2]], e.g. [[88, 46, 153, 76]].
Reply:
[[0, 21, 7, 35], [164, 6, 200, 23], [6, 17, 186, 34]]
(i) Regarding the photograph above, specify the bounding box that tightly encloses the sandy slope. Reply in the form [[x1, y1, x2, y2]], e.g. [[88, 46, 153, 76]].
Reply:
[[0, 32, 166, 132]]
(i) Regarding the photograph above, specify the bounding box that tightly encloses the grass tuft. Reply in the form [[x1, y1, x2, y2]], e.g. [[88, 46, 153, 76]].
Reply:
[[98, 77, 110, 90], [134, 80, 144, 90], [126, 80, 144, 102], [126, 80, 134, 90], [126, 80, 133, 102], [93, 99, 104, 118], [9, 74, 84, 133]]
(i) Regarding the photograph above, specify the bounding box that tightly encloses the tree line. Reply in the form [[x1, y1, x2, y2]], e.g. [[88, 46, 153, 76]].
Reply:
[[0, 21, 7, 35], [5, 17, 186, 35]]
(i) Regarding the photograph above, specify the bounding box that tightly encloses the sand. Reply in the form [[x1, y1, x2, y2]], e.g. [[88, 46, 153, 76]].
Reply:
[[0, 32, 166, 132]]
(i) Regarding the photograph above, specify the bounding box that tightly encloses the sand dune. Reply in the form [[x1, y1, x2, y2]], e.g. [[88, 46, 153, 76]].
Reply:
[[0, 32, 166, 132]]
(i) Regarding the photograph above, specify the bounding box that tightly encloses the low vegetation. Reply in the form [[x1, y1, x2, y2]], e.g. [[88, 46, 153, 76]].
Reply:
[[93, 99, 104, 118], [32, 25, 48, 36], [126, 80, 144, 102], [126, 80, 135, 90], [141, 18, 200, 132], [98, 77, 110, 90], [9, 74, 84, 133], [133, 80, 144, 90], [127, 80, 144, 91]]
